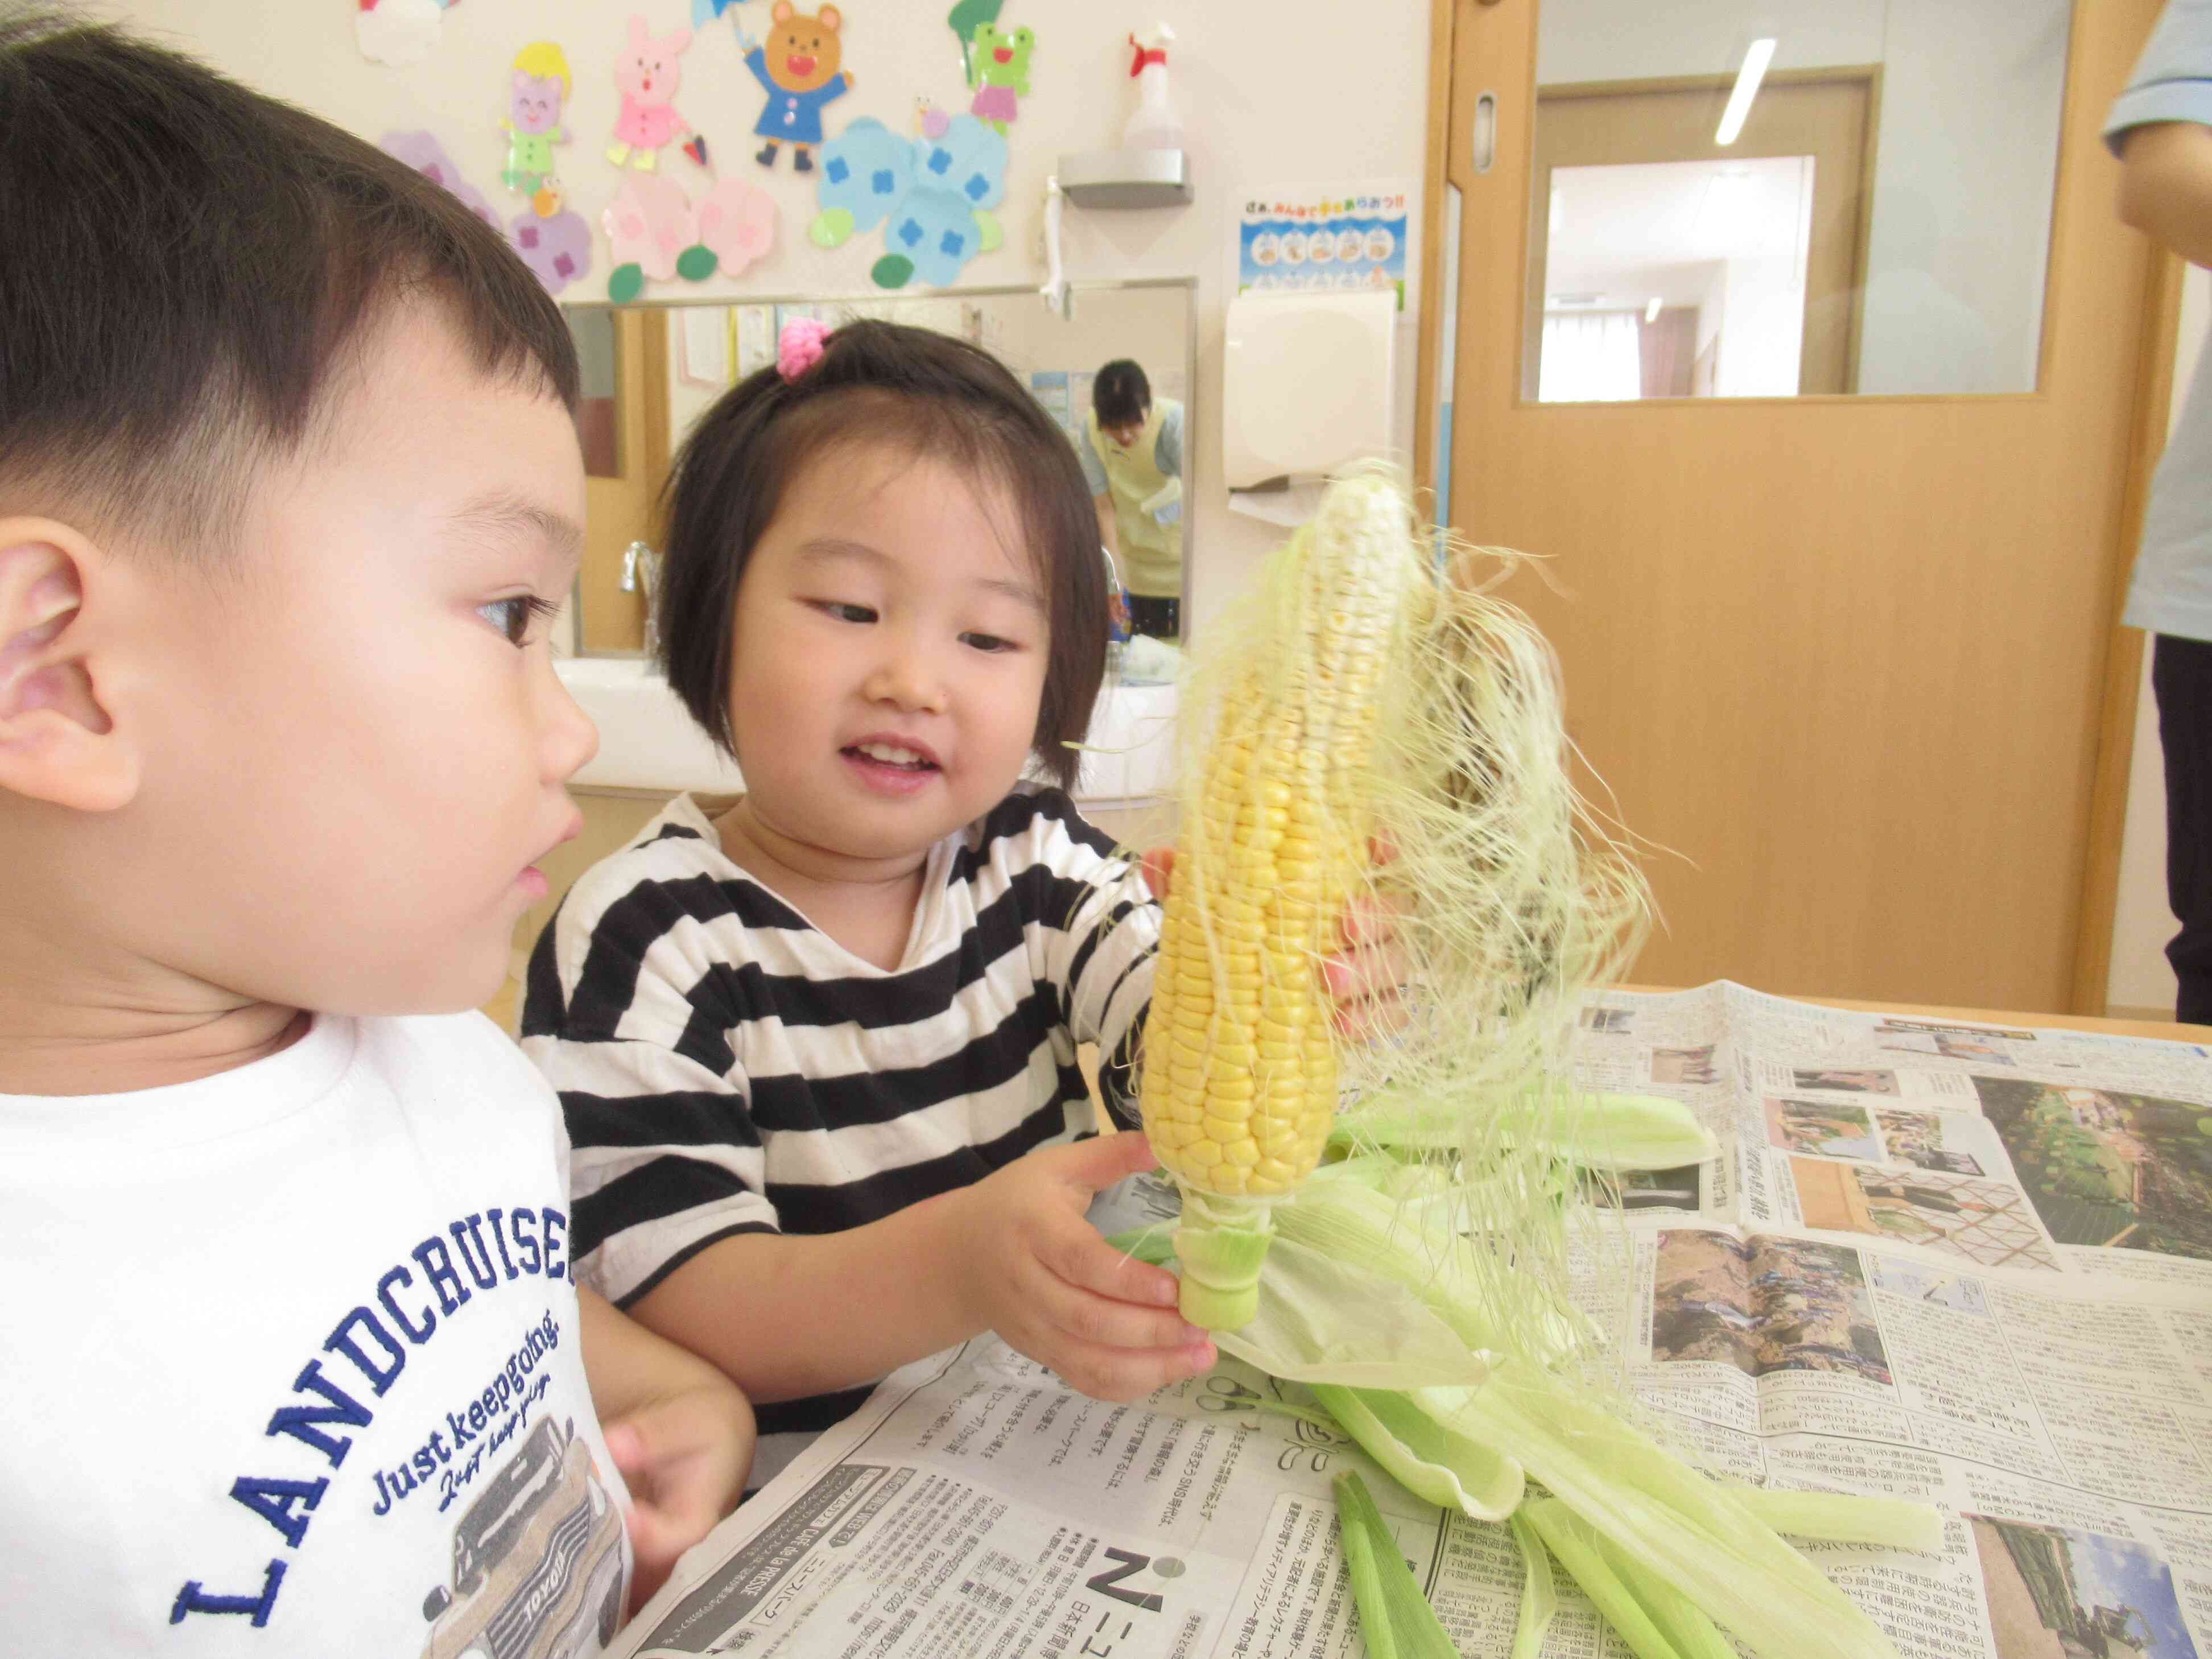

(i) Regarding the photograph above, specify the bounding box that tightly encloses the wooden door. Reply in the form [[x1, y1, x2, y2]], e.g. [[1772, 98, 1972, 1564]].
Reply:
[[1425, 0, 2168, 1012], [579, 308, 671, 655]]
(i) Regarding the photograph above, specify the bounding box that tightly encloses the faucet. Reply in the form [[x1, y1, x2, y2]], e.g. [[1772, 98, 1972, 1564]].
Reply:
[[618, 540, 663, 656]]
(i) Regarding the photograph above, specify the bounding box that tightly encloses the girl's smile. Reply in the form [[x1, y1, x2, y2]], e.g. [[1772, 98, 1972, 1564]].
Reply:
[[717, 444, 1051, 886]]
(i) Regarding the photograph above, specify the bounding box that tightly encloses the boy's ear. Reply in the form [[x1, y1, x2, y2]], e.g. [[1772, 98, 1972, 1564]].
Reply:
[[0, 519, 138, 812]]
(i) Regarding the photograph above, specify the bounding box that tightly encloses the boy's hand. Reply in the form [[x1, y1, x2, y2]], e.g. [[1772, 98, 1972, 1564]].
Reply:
[[1140, 841, 1410, 1041], [604, 1377, 756, 1613], [949, 1131, 1214, 1403]]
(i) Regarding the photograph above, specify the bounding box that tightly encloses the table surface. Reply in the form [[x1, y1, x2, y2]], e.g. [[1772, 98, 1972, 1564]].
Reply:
[[1617, 985, 2212, 1046]]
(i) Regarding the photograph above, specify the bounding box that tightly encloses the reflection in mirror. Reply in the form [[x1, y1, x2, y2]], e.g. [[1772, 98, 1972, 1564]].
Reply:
[[562, 282, 1195, 677], [1528, 0, 2070, 402]]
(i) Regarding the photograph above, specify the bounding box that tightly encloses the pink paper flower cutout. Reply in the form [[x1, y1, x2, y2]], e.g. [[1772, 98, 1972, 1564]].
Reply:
[[694, 179, 777, 278], [600, 174, 697, 282]]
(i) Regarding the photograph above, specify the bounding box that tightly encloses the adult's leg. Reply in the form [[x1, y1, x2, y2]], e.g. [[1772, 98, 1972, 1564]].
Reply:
[[2153, 632, 2212, 1022]]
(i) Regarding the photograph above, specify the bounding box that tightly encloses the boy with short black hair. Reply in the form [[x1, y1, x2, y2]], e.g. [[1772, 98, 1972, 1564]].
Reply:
[[0, 12, 752, 1648]]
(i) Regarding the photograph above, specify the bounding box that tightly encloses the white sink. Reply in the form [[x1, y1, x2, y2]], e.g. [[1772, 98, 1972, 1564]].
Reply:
[[556, 655, 745, 794], [556, 655, 1176, 804], [1074, 680, 1179, 804]]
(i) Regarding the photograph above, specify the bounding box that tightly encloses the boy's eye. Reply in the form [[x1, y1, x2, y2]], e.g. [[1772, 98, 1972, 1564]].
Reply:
[[812, 600, 877, 624], [477, 595, 559, 647], [961, 631, 1020, 655]]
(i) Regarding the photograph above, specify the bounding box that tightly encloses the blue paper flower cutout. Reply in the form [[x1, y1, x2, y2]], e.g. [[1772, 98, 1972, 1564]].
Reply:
[[816, 118, 914, 234], [914, 114, 1007, 212], [888, 188, 987, 287], [818, 113, 1007, 289]]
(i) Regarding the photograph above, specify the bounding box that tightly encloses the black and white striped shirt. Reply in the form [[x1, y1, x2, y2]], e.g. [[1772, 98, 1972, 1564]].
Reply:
[[520, 785, 1157, 1484]]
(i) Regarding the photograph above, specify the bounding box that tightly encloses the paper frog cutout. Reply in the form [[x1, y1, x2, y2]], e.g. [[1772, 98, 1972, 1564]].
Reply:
[[606, 15, 694, 172], [745, 2, 855, 173], [967, 23, 1033, 135]]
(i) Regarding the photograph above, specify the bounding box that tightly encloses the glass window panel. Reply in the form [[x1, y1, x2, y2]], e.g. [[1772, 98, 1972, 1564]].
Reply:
[[1527, 0, 2071, 401]]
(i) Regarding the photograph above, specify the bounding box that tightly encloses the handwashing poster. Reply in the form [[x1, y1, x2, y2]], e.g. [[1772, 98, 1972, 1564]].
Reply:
[[1235, 179, 1412, 309]]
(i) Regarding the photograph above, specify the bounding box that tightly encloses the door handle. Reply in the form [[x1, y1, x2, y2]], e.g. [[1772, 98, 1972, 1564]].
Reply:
[[1471, 92, 1497, 175]]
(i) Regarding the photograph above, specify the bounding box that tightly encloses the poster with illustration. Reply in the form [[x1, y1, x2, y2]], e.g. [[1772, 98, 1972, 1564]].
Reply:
[[1234, 179, 1412, 309]]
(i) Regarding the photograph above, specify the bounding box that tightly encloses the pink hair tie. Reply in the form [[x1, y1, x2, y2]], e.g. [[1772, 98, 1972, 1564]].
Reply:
[[777, 317, 832, 382]]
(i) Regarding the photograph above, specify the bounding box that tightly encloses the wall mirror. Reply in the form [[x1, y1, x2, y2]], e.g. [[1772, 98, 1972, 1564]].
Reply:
[[562, 279, 1197, 674], [1526, 0, 2071, 401]]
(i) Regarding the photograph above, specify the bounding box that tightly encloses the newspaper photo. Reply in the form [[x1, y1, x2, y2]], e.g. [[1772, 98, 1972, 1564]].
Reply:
[[609, 983, 2212, 1659]]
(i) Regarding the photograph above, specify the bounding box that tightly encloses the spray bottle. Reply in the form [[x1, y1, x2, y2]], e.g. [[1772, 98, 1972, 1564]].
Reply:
[[1120, 24, 1181, 150]]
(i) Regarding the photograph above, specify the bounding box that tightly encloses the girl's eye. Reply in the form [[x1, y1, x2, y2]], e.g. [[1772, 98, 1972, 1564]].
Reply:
[[812, 600, 877, 624], [961, 631, 1020, 655], [477, 594, 560, 647]]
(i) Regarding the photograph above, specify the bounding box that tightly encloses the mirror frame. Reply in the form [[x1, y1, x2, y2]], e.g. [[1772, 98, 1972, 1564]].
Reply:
[[560, 276, 1202, 660]]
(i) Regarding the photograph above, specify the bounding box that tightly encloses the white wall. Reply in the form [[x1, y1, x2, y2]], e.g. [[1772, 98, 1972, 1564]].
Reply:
[[2109, 266, 2212, 1016], [1537, 0, 2068, 395], [96, 0, 1430, 639]]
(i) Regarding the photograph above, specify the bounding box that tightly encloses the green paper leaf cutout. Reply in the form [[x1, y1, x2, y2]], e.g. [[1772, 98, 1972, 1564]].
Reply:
[[809, 208, 855, 250], [676, 244, 719, 282], [974, 208, 1004, 253], [607, 262, 645, 304], [871, 253, 916, 290]]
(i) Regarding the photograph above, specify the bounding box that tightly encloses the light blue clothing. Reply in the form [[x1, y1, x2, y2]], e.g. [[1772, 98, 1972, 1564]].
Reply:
[[1076, 398, 1183, 498], [2108, 1, 2212, 641]]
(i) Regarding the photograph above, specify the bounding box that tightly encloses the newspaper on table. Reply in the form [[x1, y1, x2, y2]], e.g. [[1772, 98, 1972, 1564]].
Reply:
[[610, 983, 2212, 1659]]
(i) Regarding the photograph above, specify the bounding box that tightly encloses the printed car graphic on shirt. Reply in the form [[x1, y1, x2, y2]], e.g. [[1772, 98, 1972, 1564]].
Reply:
[[419, 1415, 626, 1659]]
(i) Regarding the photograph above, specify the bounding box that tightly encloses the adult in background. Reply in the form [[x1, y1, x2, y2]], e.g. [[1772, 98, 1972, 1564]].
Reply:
[[1079, 359, 1185, 639], [2111, 1, 2212, 1022]]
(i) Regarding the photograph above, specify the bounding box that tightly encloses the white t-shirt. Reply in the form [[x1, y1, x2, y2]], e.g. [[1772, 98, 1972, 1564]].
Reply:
[[0, 1012, 631, 1654]]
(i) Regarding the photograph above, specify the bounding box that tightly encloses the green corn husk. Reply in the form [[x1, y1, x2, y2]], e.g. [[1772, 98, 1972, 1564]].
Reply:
[[1524, 1499, 1738, 1659], [1424, 1369, 1908, 1659], [1332, 1469, 1459, 1659], [1335, 1089, 1717, 1173], [1724, 1488, 1946, 1553], [1506, 1512, 1557, 1659], [1309, 1383, 1525, 1520]]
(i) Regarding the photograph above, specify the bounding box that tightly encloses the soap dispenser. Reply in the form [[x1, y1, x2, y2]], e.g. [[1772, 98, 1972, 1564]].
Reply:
[[1121, 24, 1182, 151]]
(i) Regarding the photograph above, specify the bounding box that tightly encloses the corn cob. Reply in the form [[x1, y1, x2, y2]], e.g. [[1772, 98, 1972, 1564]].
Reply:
[[1138, 475, 1433, 1329]]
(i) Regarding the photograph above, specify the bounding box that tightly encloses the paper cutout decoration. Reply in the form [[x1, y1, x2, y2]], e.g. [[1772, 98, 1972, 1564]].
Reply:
[[966, 24, 1033, 135], [382, 132, 592, 297], [380, 131, 500, 230], [744, 4, 855, 173], [913, 98, 952, 141], [502, 43, 572, 211], [602, 175, 777, 302], [509, 207, 594, 294], [691, 0, 740, 22], [357, 0, 456, 68], [809, 114, 1006, 289], [945, 0, 1002, 83], [607, 16, 695, 172]]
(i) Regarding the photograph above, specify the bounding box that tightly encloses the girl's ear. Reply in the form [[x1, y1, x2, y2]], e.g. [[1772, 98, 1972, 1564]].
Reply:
[[0, 519, 140, 812]]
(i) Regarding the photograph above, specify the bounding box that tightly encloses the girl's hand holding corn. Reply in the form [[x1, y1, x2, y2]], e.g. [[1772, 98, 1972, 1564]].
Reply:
[[946, 1129, 1218, 1402]]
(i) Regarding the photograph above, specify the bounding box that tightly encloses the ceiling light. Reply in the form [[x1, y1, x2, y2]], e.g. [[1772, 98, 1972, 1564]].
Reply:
[[1714, 38, 1776, 146]]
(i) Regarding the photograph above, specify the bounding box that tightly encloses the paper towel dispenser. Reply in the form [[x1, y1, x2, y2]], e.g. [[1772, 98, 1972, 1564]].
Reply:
[[1222, 289, 1396, 489]]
